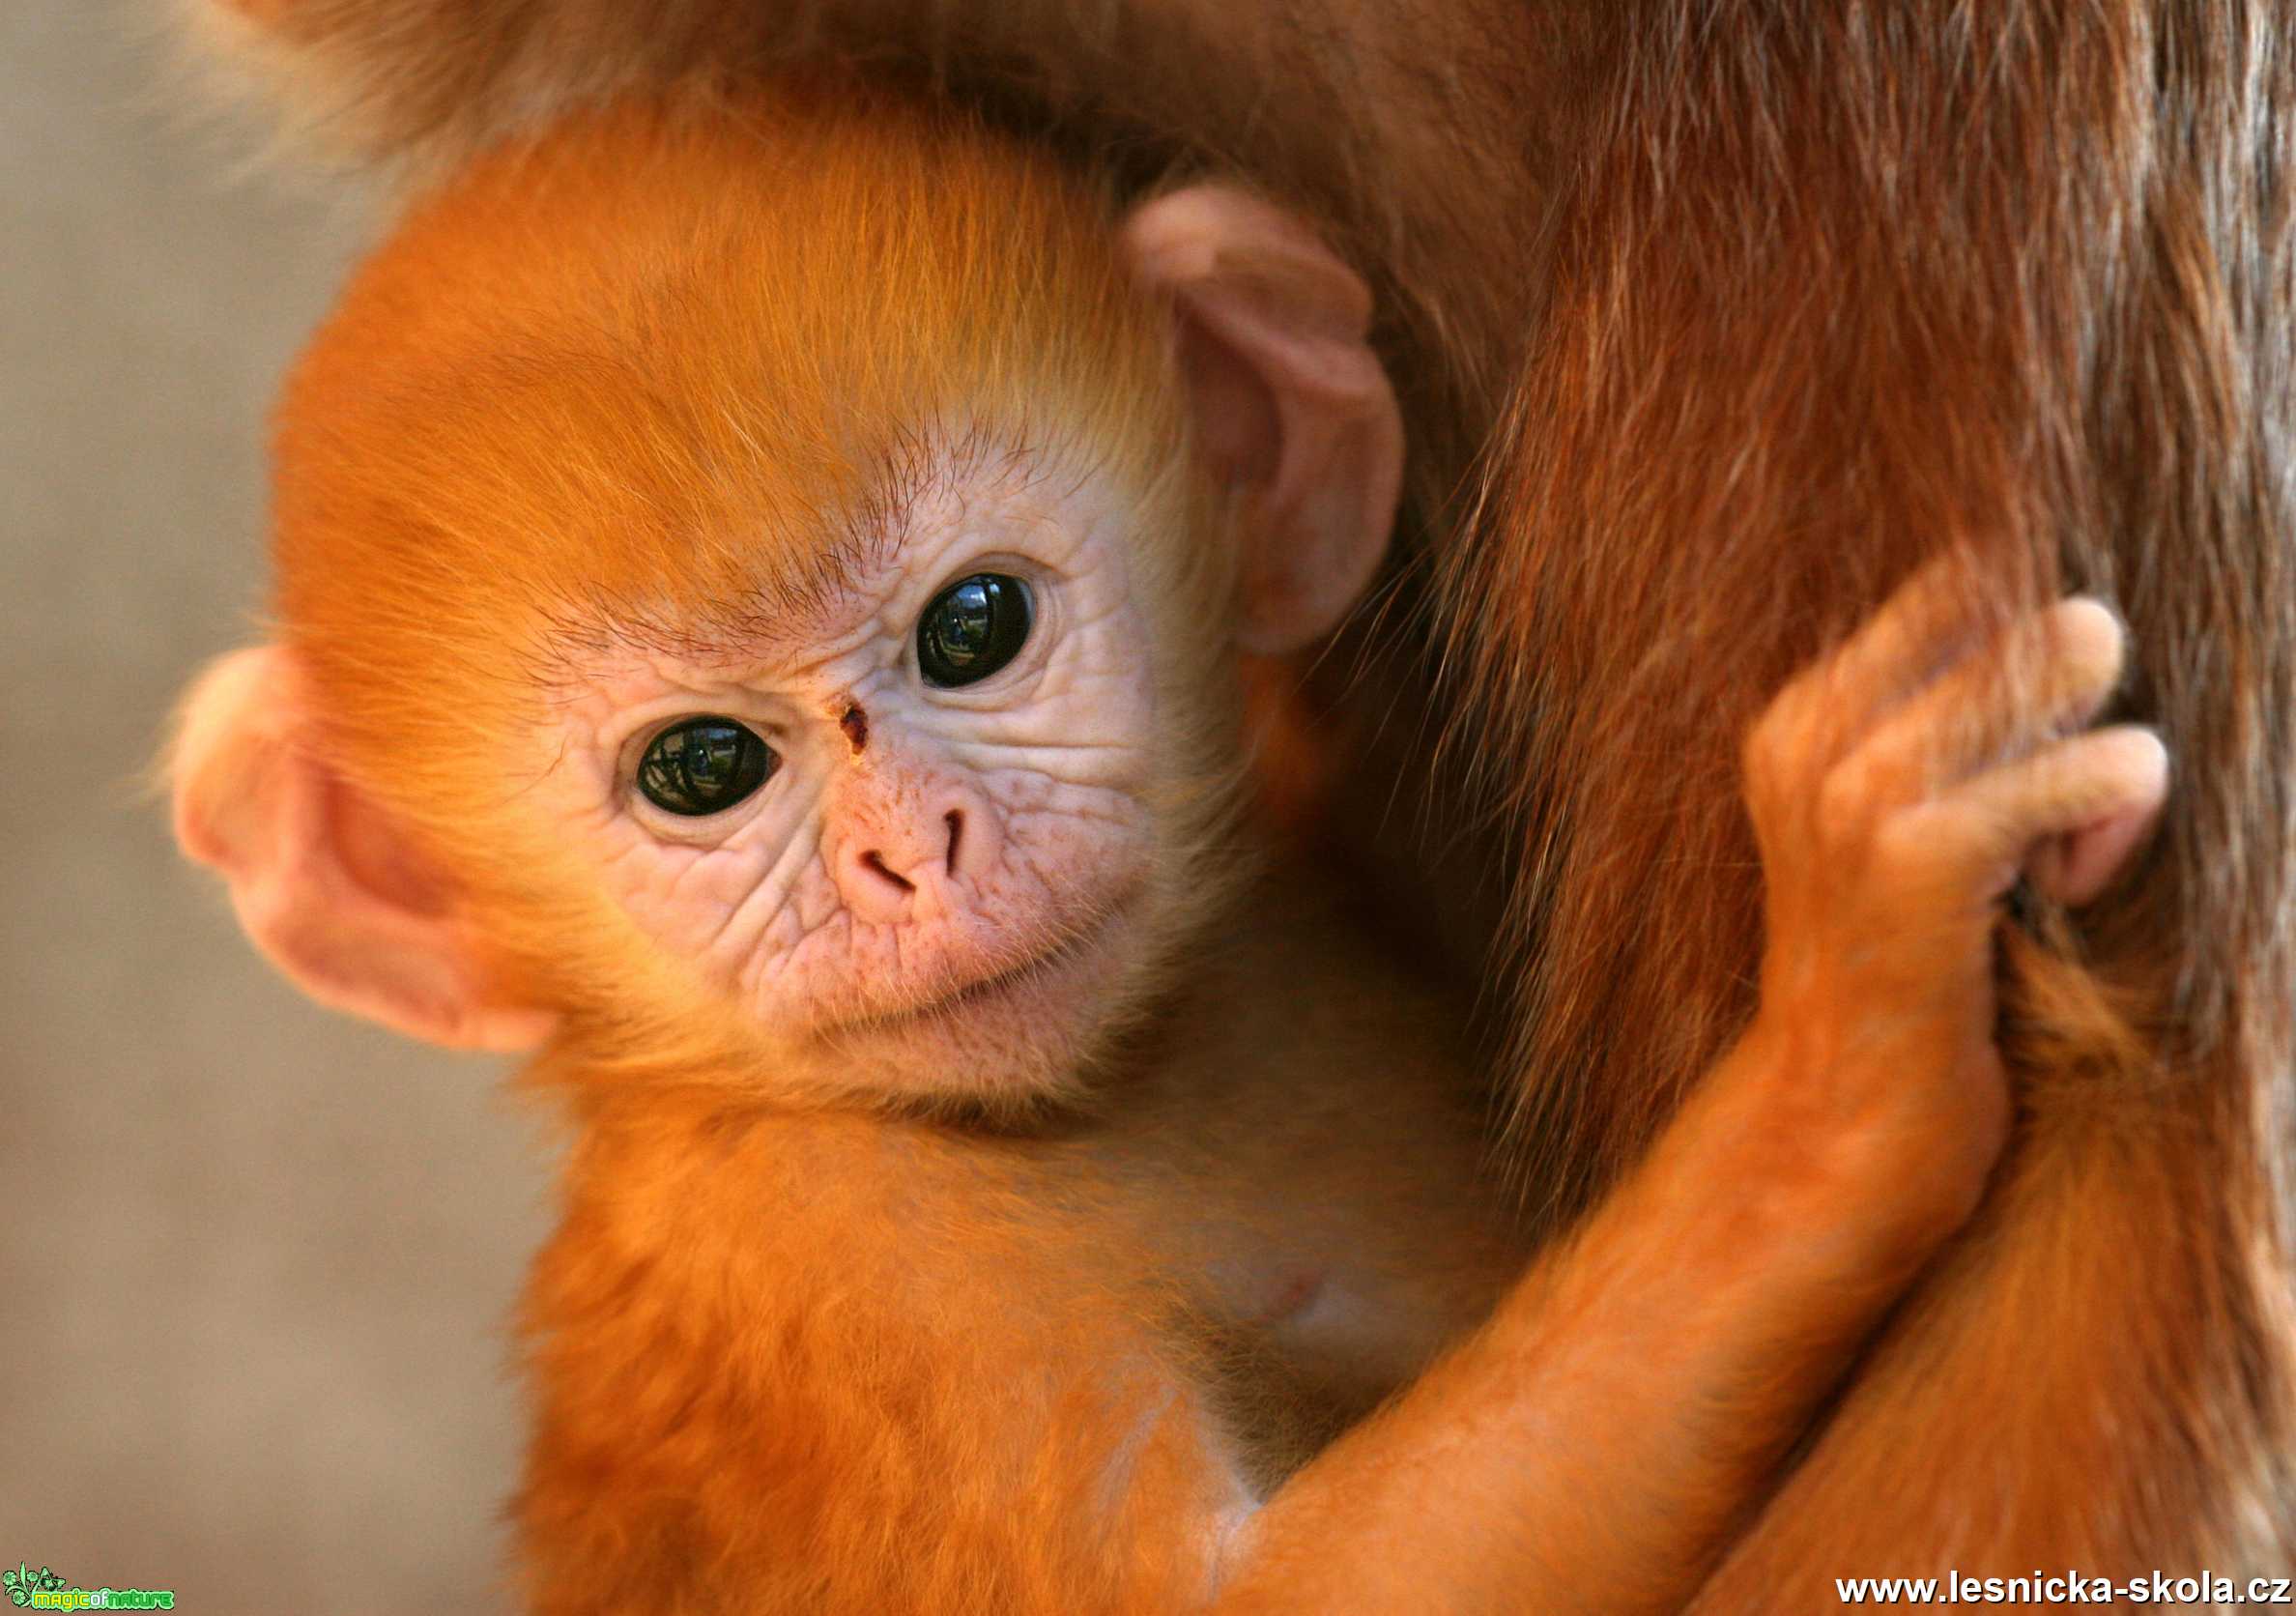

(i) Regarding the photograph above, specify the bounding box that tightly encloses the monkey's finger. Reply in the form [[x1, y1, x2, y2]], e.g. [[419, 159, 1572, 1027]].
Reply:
[[1774, 552, 1984, 742], [1906, 725, 2168, 903], [2024, 796, 2167, 907], [1833, 597, 2126, 806]]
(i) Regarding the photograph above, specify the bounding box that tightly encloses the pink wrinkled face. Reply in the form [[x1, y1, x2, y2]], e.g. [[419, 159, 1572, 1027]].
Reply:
[[532, 451, 1191, 1105]]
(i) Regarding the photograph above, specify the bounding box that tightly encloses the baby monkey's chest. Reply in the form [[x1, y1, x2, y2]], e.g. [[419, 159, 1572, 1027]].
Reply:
[[1129, 1180, 1524, 1491]]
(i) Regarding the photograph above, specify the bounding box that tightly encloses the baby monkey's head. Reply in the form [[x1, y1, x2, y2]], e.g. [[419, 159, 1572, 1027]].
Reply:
[[174, 86, 1402, 1113]]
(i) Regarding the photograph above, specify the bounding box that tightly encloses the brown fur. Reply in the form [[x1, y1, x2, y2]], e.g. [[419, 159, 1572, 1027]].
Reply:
[[1466, 12, 2296, 1592], [178, 0, 2296, 1597]]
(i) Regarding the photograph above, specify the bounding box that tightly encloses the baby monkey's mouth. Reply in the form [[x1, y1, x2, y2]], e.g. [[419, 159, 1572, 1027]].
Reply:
[[834, 888, 1145, 1037], [900, 945, 1081, 1021]]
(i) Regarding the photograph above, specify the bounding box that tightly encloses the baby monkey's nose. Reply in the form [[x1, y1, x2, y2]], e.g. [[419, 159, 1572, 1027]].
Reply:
[[853, 811, 961, 895], [854, 807, 965, 888], [834, 783, 998, 924]]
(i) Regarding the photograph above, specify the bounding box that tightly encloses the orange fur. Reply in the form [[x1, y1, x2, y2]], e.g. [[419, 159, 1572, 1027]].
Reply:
[[504, 899, 1534, 1612], [267, 91, 1231, 1075], [180, 79, 2182, 1611], [173, 0, 2296, 1598], [242, 99, 1537, 1607]]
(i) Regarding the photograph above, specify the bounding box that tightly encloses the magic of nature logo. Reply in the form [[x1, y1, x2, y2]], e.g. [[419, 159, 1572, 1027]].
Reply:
[[2, 1565, 174, 1610]]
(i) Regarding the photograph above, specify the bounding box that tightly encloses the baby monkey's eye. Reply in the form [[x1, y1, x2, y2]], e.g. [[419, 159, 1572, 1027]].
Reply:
[[917, 573, 1033, 688], [637, 718, 777, 817]]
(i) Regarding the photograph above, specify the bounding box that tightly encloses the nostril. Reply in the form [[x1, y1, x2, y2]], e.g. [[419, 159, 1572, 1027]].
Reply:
[[943, 810, 963, 875], [859, 850, 914, 893]]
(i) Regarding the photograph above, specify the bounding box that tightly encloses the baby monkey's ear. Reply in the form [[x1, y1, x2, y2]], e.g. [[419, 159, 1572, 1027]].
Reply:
[[170, 647, 558, 1054], [1121, 185, 1404, 654]]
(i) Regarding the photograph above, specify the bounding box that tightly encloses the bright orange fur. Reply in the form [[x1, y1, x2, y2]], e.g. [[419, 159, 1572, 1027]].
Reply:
[[267, 91, 1225, 1064], [247, 98, 1533, 1609], [506, 906, 1535, 1612], [169, 79, 2176, 1611], [174, 0, 2296, 1600]]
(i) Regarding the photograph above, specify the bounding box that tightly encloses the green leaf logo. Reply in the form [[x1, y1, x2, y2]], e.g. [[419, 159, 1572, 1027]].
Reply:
[[2, 1564, 68, 1605]]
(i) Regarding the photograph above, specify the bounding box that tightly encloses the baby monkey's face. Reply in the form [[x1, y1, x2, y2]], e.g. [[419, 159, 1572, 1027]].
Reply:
[[168, 116, 1399, 1089], [533, 451, 1197, 1106]]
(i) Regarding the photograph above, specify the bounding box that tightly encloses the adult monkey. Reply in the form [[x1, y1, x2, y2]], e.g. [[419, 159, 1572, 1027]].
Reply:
[[187, 0, 2296, 1600]]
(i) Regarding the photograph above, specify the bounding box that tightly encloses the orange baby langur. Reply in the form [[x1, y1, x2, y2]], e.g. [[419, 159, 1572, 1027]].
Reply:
[[171, 91, 2167, 1612]]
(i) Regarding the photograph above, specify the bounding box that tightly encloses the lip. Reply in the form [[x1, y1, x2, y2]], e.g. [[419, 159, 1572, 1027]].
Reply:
[[834, 890, 1139, 1036], [896, 938, 1088, 1021]]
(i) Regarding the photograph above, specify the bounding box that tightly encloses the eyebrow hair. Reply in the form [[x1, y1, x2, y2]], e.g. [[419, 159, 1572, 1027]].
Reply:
[[525, 416, 1067, 682]]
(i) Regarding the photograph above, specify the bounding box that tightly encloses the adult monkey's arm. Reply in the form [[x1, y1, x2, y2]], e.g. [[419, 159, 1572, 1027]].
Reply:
[[189, 0, 2296, 1598]]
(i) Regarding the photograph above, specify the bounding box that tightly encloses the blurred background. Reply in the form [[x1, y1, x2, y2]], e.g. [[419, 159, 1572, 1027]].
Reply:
[[1, 8, 551, 1610]]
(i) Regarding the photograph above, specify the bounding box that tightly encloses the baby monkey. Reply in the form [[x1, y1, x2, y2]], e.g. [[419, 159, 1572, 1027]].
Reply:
[[172, 86, 2167, 1613]]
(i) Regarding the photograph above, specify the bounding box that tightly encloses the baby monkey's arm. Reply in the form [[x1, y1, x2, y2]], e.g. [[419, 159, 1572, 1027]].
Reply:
[[1212, 564, 2167, 1614]]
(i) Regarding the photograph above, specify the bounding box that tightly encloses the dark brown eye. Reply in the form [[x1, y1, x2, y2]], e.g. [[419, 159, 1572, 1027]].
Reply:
[[637, 718, 776, 816], [917, 573, 1032, 688]]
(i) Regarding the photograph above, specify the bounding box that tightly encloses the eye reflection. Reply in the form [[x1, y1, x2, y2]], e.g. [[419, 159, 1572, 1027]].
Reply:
[[637, 718, 777, 816], [917, 573, 1032, 688]]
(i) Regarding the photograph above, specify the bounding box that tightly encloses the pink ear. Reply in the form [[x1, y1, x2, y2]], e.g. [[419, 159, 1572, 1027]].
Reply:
[[171, 646, 557, 1053], [1121, 185, 1405, 654]]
